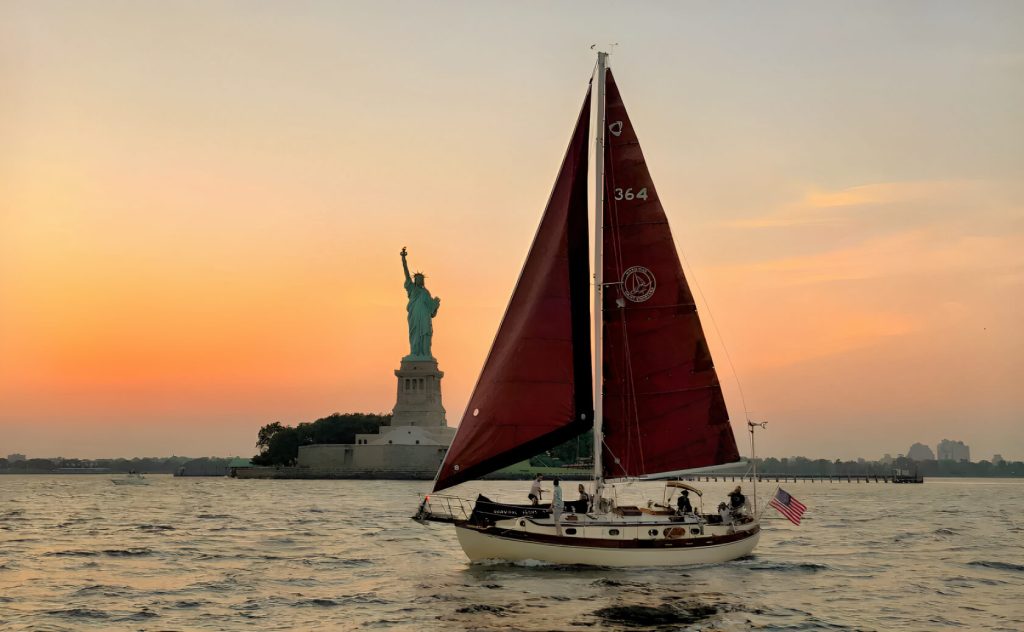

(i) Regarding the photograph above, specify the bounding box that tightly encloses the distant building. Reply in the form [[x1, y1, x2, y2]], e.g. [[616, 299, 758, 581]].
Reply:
[[907, 443, 935, 461], [6, 453, 26, 463], [879, 453, 894, 465], [992, 454, 1005, 465], [936, 439, 970, 462]]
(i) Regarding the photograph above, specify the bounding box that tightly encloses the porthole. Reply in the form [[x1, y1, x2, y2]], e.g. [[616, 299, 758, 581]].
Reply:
[[691, 528, 701, 535], [608, 529, 620, 536], [519, 520, 526, 527], [648, 529, 658, 537], [565, 528, 577, 535]]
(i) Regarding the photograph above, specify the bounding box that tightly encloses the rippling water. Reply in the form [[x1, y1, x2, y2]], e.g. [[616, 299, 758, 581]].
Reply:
[[1, 475, 1022, 630]]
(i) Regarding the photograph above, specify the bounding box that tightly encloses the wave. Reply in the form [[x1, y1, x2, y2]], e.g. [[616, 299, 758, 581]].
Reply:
[[298, 593, 390, 607], [172, 600, 205, 608], [46, 608, 109, 619], [947, 574, 1006, 587], [47, 546, 153, 557], [137, 524, 175, 531], [595, 603, 718, 626], [455, 604, 513, 616], [472, 558, 608, 571], [969, 561, 1024, 572], [56, 517, 88, 527], [324, 557, 374, 567], [591, 578, 651, 588], [117, 609, 159, 621], [742, 561, 831, 572], [102, 548, 154, 557], [300, 597, 342, 607], [45, 550, 98, 557], [73, 584, 132, 597]]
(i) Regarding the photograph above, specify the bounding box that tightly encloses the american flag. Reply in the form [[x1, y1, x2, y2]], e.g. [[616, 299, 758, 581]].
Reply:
[[769, 488, 806, 525]]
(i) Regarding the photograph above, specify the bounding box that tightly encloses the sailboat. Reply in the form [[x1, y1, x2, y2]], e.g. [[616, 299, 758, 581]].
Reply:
[[415, 53, 761, 567]]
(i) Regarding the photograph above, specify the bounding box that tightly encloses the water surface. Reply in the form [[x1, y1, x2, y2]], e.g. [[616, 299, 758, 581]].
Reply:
[[1, 476, 1022, 630]]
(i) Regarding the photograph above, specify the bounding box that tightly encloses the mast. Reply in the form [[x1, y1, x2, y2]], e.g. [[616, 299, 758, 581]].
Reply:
[[592, 51, 608, 491]]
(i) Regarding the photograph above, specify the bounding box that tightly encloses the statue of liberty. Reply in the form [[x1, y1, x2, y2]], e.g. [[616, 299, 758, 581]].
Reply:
[[400, 247, 441, 360]]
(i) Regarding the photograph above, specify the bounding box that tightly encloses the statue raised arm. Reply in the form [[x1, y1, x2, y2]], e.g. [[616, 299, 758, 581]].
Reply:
[[401, 246, 412, 284], [400, 247, 441, 360]]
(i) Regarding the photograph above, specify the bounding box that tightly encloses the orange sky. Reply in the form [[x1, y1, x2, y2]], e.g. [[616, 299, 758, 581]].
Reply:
[[2, 2, 1022, 460]]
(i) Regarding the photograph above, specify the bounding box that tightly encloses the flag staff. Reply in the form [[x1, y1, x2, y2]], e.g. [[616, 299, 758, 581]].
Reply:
[[747, 419, 767, 514]]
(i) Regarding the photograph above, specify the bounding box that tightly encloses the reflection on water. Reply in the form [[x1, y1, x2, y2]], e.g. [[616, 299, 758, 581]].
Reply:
[[1, 476, 1022, 630]]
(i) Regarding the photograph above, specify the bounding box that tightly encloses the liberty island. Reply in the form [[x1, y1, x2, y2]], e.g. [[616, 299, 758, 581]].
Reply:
[[234, 248, 455, 479]]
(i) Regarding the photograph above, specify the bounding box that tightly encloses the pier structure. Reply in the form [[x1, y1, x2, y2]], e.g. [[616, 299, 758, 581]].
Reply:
[[682, 471, 923, 484]]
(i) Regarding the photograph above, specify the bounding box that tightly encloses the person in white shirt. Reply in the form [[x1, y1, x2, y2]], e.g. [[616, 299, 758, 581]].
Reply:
[[528, 474, 543, 506], [718, 502, 732, 525], [552, 478, 564, 536]]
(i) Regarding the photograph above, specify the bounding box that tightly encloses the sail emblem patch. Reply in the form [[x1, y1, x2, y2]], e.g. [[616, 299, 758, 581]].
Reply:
[[621, 266, 656, 302], [609, 121, 623, 136]]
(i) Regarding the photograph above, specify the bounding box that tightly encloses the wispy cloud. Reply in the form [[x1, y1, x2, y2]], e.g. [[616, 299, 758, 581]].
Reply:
[[726, 179, 990, 229], [717, 229, 1024, 287]]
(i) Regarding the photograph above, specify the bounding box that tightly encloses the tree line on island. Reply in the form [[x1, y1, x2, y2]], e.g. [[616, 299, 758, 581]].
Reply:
[[253, 413, 392, 466], [250, 412, 594, 467], [0, 456, 198, 474]]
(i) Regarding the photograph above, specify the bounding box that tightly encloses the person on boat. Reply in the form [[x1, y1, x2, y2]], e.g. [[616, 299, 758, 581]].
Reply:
[[728, 486, 746, 512], [677, 490, 693, 514], [552, 478, 564, 535], [528, 474, 544, 506], [577, 484, 591, 513], [718, 502, 732, 524]]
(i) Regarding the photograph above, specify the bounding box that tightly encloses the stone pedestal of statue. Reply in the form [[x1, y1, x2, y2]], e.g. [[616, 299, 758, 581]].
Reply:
[[391, 358, 447, 428]]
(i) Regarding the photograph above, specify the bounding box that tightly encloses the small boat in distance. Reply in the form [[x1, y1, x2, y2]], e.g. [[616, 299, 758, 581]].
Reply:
[[111, 472, 149, 486], [415, 53, 761, 567]]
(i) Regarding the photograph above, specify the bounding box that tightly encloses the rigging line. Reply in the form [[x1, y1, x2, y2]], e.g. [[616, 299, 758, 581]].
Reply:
[[676, 246, 751, 422], [601, 436, 628, 479]]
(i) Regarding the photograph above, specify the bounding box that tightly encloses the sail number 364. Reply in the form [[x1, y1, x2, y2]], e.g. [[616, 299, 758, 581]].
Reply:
[[613, 187, 648, 201]]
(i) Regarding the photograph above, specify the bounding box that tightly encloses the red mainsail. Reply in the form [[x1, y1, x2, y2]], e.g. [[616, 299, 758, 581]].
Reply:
[[600, 70, 740, 478], [433, 91, 593, 492]]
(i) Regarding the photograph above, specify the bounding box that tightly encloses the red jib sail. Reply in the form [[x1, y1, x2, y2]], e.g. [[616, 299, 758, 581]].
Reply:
[[601, 70, 739, 479], [433, 90, 593, 492]]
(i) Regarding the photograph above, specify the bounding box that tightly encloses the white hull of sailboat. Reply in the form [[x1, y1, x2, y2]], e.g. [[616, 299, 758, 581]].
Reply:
[[454, 524, 760, 567]]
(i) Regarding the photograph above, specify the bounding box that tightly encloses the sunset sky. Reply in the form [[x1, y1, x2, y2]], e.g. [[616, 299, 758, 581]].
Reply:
[[2, 2, 1022, 461]]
